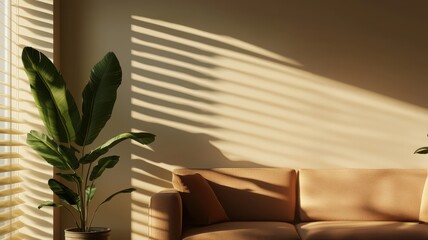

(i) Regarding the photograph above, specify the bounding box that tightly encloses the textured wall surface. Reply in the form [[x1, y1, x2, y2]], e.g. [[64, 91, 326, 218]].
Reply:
[[60, 1, 428, 238]]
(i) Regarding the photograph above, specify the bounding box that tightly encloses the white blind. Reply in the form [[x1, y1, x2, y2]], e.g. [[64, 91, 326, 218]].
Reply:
[[0, 0, 25, 238]]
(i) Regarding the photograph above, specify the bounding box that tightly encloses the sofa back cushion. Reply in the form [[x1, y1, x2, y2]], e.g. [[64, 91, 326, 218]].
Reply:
[[298, 169, 427, 222], [173, 168, 297, 222], [172, 173, 230, 225]]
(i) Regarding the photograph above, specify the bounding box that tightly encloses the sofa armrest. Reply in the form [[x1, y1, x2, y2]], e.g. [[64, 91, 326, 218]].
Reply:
[[149, 189, 182, 240]]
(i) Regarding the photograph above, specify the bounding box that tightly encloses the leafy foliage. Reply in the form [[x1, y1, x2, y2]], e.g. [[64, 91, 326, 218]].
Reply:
[[48, 179, 79, 205], [27, 130, 79, 170], [81, 132, 155, 164], [22, 47, 155, 232], [76, 52, 122, 146], [415, 147, 428, 154], [22, 47, 80, 143]]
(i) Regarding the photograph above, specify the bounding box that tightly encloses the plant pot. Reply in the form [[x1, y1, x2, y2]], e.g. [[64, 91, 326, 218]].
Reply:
[[64, 227, 111, 240]]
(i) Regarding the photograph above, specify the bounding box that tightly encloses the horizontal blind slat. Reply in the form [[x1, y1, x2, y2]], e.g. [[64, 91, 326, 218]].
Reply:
[[11, 232, 28, 240], [0, 82, 19, 92], [0, 93, 18, 101], [0, 186, 25, 197], [0, 198, 24, 208], [0, 128, 24, 134], [0, 105, 20, 112], [0, 153, 22, 159], [0, 175, 22, 185], [0, 141, 24, 146], [0, 165, 24, 172], [0, 80, 12, 87], [0, 209, 24, 222], [0, 220, 25, 235], [0, 117, 22, 123]]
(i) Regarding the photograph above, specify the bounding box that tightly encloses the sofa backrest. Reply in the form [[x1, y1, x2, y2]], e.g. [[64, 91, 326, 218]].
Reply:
[[173, 168, 297, 222], [298, 169, 428, 222]]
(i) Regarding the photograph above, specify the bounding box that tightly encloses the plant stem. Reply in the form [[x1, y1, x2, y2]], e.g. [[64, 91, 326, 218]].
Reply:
[[81, 146, 87, 231], [86, 181, 96, 229], [88, 202, 102, 230], [71, 176, 83, 230], [84, 161, 93, 230], [63, 203, 80, 229], [75, 177, 84, 231]]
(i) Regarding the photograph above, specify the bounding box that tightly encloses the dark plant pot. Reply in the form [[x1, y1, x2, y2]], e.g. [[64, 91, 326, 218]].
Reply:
[[64, 227, 111, 240]]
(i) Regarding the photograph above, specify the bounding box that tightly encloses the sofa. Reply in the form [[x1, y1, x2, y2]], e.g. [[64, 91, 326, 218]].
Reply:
[[149, 168, 428, 240]]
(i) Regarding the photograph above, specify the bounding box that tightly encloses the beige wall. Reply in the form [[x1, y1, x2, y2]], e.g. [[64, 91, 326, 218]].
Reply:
[[60, 0, 428, 239]]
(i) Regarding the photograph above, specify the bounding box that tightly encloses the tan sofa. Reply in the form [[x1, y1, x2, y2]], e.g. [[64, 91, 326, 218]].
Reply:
[[149, 168, 428, 240]]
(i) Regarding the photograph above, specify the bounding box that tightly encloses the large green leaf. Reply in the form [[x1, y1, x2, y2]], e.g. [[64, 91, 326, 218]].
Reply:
[[38, 201, 63, 209], [38, 200, 80, 229], [80, 132, 155, 164], [415, 147, 428, 154], [86, 186, 97, 202], [76, 52, 122, 146], [57, 173, 82, 183], [22, 47, 80, 143], [90, 156, 119, 181], [27, 130, 79, 170], [100, 188, 135, 206], [48, 179, 78, 205]]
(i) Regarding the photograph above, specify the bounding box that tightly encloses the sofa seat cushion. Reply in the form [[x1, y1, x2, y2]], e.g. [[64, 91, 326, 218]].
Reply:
[[296, 221, 428, 240], [182, 221, 300, 240]]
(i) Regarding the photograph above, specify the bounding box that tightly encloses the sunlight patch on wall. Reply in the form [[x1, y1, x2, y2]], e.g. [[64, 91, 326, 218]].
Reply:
[[130, 15, 428, 168], [129, 15, 428, 239]]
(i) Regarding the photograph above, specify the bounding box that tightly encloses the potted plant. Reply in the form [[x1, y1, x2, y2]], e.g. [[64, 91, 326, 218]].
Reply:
[[22, 47, 155, 239]]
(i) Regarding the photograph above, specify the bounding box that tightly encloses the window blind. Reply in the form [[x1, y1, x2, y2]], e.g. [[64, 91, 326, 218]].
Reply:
[[0, 0, 25, 238]]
